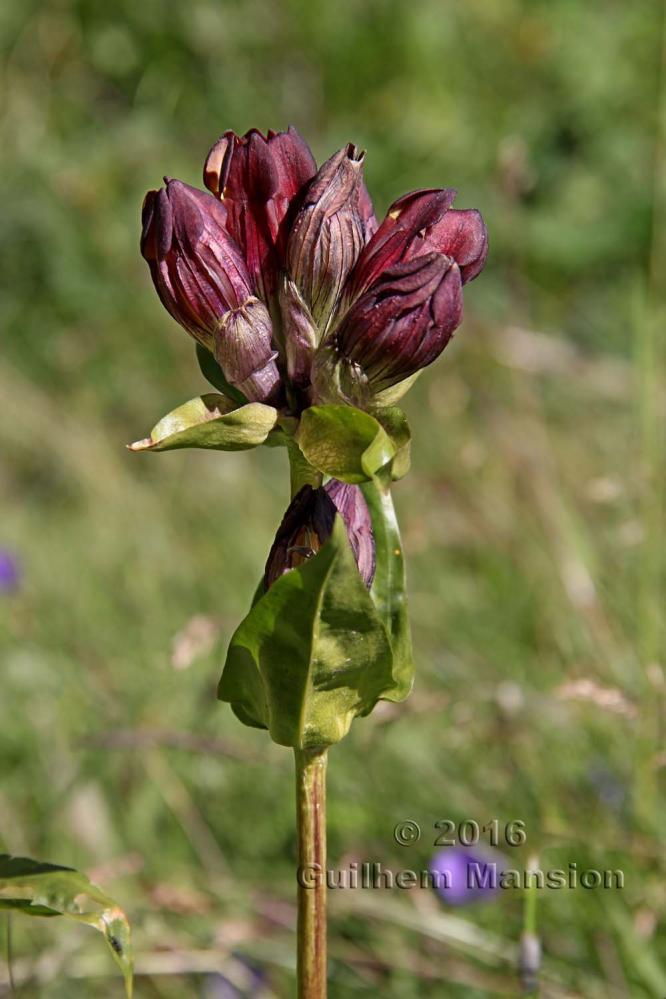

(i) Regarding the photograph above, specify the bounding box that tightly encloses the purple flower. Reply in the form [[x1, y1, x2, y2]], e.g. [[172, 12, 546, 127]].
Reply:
[[264, 480, 375, 589], [142, 128, 486, 409], [430, 847, 501, 906], [0, 551, 20, 594]]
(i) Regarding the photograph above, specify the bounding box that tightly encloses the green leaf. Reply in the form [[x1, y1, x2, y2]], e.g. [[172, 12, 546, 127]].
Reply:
[[218, 517, 395, 748], [296, 404, 398, 484], [0, 854, 133, 997], [374, 407, 412, 481], [128, 394, 278, 452], [361, 482, 415, 701], [195, 344, 247, 406]]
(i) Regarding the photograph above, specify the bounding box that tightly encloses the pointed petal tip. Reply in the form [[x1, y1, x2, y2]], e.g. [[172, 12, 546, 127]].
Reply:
[[203, 134, 233, 196]]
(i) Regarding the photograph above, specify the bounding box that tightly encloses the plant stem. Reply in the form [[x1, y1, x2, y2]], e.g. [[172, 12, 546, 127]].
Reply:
[[294, 747, 328, 998]]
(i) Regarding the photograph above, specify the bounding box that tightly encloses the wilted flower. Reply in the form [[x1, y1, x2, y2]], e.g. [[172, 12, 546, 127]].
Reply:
[[142, 127, 486, 410], [430, 847, 501, 906], [264, 480, 375, 589], [0, 551, 20, 594]]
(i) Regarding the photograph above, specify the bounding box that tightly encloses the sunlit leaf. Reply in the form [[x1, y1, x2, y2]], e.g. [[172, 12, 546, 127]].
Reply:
[[0, 854, 133, 997], [362, 482, 415, 700], [218, 517, 395, 748], [128, 393, 278, 452], [296, 404, 400, 484], [374, 407, 411, 481]]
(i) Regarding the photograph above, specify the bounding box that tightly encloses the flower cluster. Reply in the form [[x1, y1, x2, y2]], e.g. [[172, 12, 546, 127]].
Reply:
[[141, 127, 487, 413], [140, 128, 487, 588]]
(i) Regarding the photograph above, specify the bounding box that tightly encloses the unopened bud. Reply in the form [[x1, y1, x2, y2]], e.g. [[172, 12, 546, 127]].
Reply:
[[314, 252, 462, 402], [204, 127, 316, 304], [265, 480, 375, 589], [287, 145, 369, 328], [141, 178, 254, 350]]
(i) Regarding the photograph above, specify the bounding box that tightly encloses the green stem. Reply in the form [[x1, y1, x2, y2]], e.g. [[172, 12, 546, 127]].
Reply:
[[294, 748, 327, 999]]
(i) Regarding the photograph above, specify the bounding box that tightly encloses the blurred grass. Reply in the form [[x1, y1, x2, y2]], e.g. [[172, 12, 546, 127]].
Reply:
[[0, 0, 664, 995]]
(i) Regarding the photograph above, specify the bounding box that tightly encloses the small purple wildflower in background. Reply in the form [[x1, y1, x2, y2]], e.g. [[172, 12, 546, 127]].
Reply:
[[0, 551, 20, 594], [430, 846, 501, 906]]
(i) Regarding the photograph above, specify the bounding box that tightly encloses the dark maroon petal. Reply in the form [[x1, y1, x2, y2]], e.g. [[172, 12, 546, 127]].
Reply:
[[140, 189, 159, 260], [264, 486, 336, 589], [324, 480, 375, 588], [264, 481, 375, 589], [332, 252, 463, 392], [214, 127, 316, 206], [263, 126, 318, 202], [348, 188, 457, 300], [421, 208, 488, 284], [140, 177, 257, 354], [203, 126, 317, 303]]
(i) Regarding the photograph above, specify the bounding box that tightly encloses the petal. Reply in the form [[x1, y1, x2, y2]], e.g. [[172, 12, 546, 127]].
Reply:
[[324, 480, 375, 587], [203, 127, 317, 303], [140, 177, 254, 345], [334, 253, 463, 391], [205, 127, 316, 207], [279, 278, 319, 390], [264, 481, 375, 589], [264, 486, 337, 588], [422, 208, 488, 283], [286, 144, 368, 326], [347, 188, 457, 299], [359, 179, 378, 239]]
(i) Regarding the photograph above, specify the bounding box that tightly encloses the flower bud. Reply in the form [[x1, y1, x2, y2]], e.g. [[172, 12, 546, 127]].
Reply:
[[215, 297, 281, 404], [314, 253, 462, 402], [264, 480, 375, 589], [287, 145, 370, 328], [141, 178, 254, 351], [203, 127, 316, 303], [324, 479, 375, 588]]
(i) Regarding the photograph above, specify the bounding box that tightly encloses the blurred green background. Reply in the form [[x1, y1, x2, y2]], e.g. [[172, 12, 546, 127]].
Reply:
[[1, 0, 664, 995]]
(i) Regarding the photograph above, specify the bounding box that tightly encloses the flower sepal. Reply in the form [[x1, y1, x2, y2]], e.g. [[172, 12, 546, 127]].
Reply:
[[127, 393, 279, 453], [295, 404, 411, 486]]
